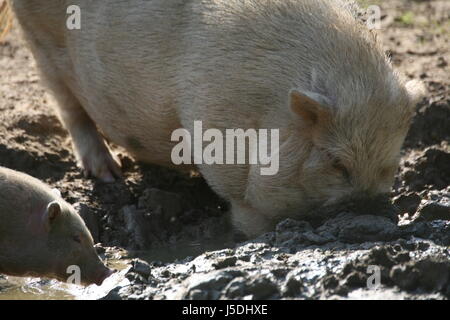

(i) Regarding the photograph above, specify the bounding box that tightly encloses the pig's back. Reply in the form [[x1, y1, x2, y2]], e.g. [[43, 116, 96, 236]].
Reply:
[[0, 167, 53, 226], [175, 0, 388, 128], [66, 0, 385, 132], [15, 0, 388, 162]]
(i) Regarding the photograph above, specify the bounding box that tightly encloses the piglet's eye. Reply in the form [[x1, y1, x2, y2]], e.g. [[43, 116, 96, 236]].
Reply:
[[73, 235, 81, 243]]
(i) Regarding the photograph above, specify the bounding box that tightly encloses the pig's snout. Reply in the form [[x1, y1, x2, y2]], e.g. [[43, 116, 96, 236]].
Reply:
[[93, 267, 114, 286], [81, 265, 114, 286], [330, 192, 398, 222], [350, 193, 392, 211]]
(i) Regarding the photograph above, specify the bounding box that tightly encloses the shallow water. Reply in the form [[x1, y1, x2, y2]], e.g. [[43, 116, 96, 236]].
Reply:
[[0, 237, 234, 300], [0, 262, 130, 300]]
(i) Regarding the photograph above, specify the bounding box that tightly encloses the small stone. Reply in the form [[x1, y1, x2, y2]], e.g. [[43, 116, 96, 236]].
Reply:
[[437, 57, 447, 68], [322, 275, 339, 290], [131, 259, 152, 278], [390, 265, 418, 291], [393, 193, 421, 215], [417, 200, 450, 221], [344, 272, 366, 288], [213, 256, 237, 269]]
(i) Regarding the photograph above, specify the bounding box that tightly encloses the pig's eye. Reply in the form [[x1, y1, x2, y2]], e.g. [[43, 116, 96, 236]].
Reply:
[[332, 160, 350, 182], [73, 235, 82, 244]]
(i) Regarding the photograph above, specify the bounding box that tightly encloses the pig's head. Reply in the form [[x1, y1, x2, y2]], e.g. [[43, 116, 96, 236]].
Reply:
[[34, 199, 113, 286], [247, 77, 424, 223], [289, 78, 424, 206]]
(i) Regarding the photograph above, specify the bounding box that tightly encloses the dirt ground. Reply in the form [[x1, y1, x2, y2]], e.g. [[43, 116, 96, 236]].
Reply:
[[0, 0, 449, 299]]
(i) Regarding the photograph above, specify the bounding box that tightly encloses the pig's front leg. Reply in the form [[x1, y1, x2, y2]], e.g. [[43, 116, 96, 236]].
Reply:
[[48, 84, 122, 182], [231, 201, 276, 239]]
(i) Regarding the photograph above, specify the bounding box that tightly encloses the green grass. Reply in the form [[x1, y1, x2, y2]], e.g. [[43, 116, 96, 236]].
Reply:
[[396, 11, 415, 26]]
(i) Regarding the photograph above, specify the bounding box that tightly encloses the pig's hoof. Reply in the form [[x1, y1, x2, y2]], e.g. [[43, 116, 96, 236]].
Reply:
[[80, 149, 122, 183]]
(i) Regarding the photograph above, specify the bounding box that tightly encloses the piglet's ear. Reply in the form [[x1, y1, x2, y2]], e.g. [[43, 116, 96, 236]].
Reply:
[[289, 89, 333, 126], [46, 201, 62, 224]]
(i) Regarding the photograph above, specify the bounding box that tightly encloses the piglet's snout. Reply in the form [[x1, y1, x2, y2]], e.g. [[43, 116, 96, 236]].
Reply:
[[93, 267, 114, 286]]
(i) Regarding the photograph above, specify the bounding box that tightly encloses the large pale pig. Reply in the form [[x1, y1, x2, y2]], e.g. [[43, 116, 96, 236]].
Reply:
[[6, 0, 423, 237], [0, 167, 113, 285]]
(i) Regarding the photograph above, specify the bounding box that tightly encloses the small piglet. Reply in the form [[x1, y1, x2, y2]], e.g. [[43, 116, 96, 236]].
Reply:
[[0, 167, 112, 286]]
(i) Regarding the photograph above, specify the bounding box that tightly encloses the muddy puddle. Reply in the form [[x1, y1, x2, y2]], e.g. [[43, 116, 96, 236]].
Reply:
[[0, 269, 128, 300], [0, 236, 235, 300]]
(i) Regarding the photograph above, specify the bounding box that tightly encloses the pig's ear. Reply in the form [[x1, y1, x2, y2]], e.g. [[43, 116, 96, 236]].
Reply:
[[289, 89, 333, 126], [405, 79, 426, 106], [45, 201, 62, 224]]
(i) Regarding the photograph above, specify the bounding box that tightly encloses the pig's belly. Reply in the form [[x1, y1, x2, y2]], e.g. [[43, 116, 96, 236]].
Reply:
[[78, 86, 183, 167]]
